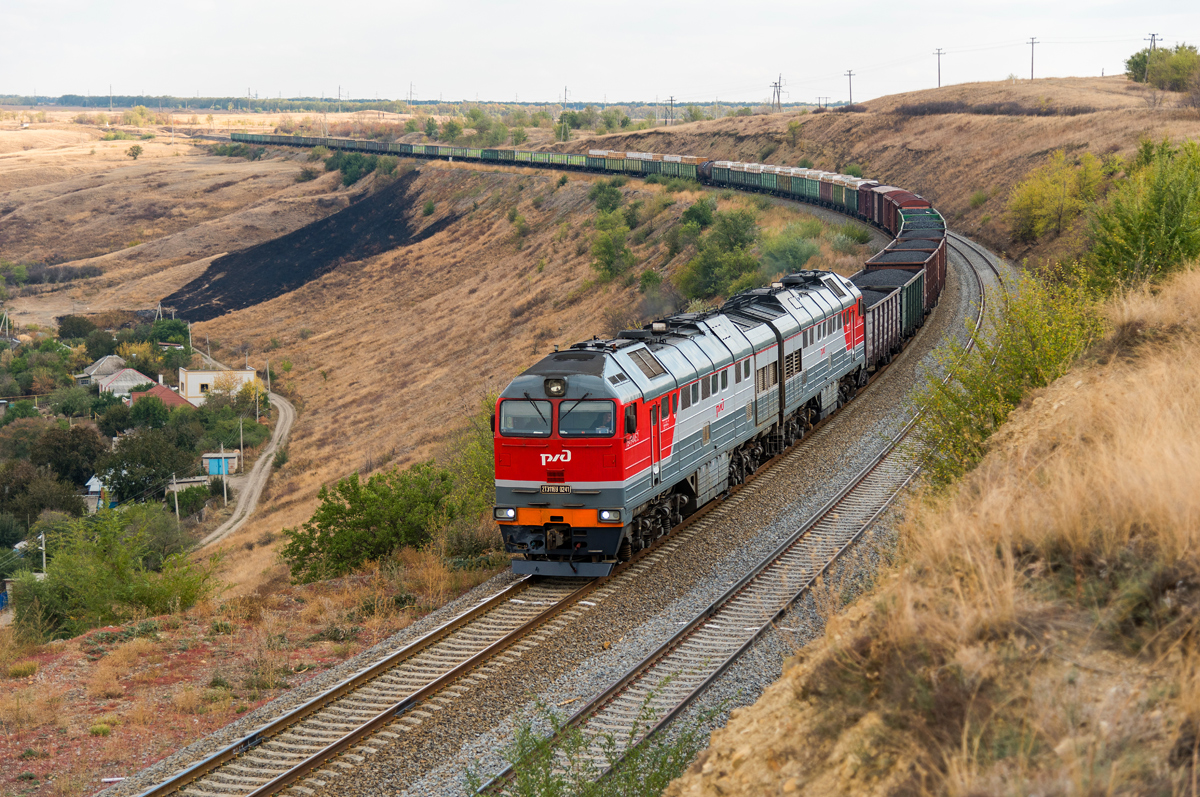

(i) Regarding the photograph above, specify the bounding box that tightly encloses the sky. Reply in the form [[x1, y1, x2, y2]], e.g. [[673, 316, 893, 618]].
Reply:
[[2, 1, 1196, 105]]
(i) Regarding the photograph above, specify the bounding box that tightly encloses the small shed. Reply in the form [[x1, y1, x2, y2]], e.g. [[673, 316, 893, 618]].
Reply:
[[202, 452, 240, 476], [84, 475, 116, 513]]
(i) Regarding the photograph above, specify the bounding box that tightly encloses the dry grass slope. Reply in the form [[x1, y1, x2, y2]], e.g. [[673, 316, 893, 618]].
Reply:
[[667, 265, 1200, 796]]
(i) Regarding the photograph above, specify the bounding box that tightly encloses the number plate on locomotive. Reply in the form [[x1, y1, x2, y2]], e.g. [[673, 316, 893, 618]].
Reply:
[[540, 485, 572, 494]]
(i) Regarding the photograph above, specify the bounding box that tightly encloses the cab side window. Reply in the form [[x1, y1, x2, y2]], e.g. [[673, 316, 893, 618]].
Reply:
[[624, 404, 638, 435]]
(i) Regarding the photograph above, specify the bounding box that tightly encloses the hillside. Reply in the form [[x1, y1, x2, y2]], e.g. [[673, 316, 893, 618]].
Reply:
[[666, 264, 1200, 796], [550, 76, 1200, 263]]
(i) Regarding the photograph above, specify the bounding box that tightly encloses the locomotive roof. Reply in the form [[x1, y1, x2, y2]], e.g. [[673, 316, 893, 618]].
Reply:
[[507, 271, 861, 403]]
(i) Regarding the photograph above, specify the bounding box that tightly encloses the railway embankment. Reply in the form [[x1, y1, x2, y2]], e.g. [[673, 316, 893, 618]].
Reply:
[[667, 265, 1200, 795]]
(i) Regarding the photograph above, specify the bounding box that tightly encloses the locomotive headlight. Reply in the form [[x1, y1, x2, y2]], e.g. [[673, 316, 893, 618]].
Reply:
[[544, 378, 567, 397], [494, 507, 517, 520], [598, 509, 622, 523]]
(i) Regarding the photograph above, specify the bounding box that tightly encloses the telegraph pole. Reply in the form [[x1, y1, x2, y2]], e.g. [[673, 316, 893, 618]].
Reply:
[[1144, 33, 1160, 81], [845, 71, 855, 105], [1029, 37, 1038, 81], [770, 74, 783, 112], [667, 96, 675, 125], [934, 48, 945, 87]]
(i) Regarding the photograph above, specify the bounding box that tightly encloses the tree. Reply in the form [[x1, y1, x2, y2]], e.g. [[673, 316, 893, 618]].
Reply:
[[98, 403, 132, 437], [683, 105, 707, 123], [1007, 150, 1103, 243], [280, 462, 457, 582], [85, 329, 117, 360], [31, 426, 109, 486], [95, 428, 195, 502], [510, 127, 527, 146], [1088, 139, 1200, 289], [1, 400, 39, 428], [57, 315, 96, 339], [787, 120, 802, 146], [591, 224, 635, 280], [49, 385, 92, 418], [681, 199, 716, 228], [709, 209, 759, 252], [0, 417, 54, 461], [589, 181, 623, 212], [129, 395, 170, 429], [1125, 44, 1200, 91], [440, 119, 462, 142], [127, 144, 143, 161], [0, 460, 86, 519], [424, 117, 438, 138]]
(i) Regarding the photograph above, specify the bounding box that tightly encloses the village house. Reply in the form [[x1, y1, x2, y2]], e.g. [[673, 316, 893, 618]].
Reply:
[[74, 354, 126, 386], [178, 366, 258, 406], [96, 367, 155, 397]]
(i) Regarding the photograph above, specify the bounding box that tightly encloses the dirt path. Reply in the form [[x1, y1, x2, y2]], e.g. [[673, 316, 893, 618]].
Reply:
[[194, 350, 297, 549]]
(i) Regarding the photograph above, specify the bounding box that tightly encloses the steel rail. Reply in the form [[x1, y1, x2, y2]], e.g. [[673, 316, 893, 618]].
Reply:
[[479, 236, 998, 794]]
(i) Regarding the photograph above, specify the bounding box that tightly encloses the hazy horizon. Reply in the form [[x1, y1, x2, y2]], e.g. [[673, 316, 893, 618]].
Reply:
[[3, 1, 1195, 106]]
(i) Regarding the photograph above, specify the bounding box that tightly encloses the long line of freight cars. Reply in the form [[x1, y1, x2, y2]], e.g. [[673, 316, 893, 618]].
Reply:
[[229, 132, 948, 377]]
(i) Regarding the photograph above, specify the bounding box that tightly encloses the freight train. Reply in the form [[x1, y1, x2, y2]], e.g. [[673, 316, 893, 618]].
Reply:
[[230, 131, 947, 576]]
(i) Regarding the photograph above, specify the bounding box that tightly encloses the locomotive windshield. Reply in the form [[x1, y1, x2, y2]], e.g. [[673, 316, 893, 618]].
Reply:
[[558, 400, 616, 437], [499, 399, 552, 437]]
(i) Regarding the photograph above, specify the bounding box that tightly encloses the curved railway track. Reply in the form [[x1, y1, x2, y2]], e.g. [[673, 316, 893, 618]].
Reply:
[[479, 235, 1006, 794], [128, 222, 998, 797]]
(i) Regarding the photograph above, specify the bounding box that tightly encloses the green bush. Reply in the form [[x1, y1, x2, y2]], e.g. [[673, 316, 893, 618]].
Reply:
[[844, 162, 864, 178], [423, 200, 435, 216], [761, 226, 821, 274], [11, 510, 221, 640], [1086, 138, 1200, 290], [1125, 43, 1200, 90], [279, 461, 457, 582], [308, 146, 329, 162], [589, 180, 623, 212], [273, 447, 289, 469], [210, 143, 264, 160], [590, 215, 635, 280], [295, 166, 319, 183], [324, 151, 377, 186], [173, 485, 210, 518], [913, 272, 1103, 486], [969, 190, 989, 209], [101, 131, 134, 141], [797, 157, 815, 169], [680, 199, 715, 229], [1007, 150, 1102, 243]]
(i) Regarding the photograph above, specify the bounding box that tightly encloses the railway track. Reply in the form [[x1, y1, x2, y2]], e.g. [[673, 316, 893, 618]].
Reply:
[[478, 237, 1005, 794], [134, 577, 594, 797]]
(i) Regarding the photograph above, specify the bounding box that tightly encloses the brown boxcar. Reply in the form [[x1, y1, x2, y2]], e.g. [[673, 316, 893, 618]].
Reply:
[[853, 285, 901, 371]]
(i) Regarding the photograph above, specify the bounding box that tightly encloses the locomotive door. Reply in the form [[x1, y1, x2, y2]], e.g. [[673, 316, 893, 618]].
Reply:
[[649, 405, 660, 486]]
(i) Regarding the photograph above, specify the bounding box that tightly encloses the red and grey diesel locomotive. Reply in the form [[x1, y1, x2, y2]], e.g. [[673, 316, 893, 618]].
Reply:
[[492, 271, 867, 577]]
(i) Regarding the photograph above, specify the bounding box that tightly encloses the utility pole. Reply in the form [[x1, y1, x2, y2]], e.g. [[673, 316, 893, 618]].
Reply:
[[39, 532, 45, 573], [770, 74, 783, 112], [667, 96, 675, 125], [220, 443, 228, 506], [934, 48, 944, 88], [172, 474, 180, 522], [239, 418, 244, 470], [1029, 37, 1038, 81], [845, 71, 855, 105], [1144, 34, 1160, 81]]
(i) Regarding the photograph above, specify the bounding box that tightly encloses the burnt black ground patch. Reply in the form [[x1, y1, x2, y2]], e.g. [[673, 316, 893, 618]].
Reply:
[[162, 171, 455, 322]]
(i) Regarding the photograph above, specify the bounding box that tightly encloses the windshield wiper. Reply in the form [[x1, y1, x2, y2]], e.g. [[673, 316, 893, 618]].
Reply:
[[522, 392, 548, 425], [558, 392, 592, 428]]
